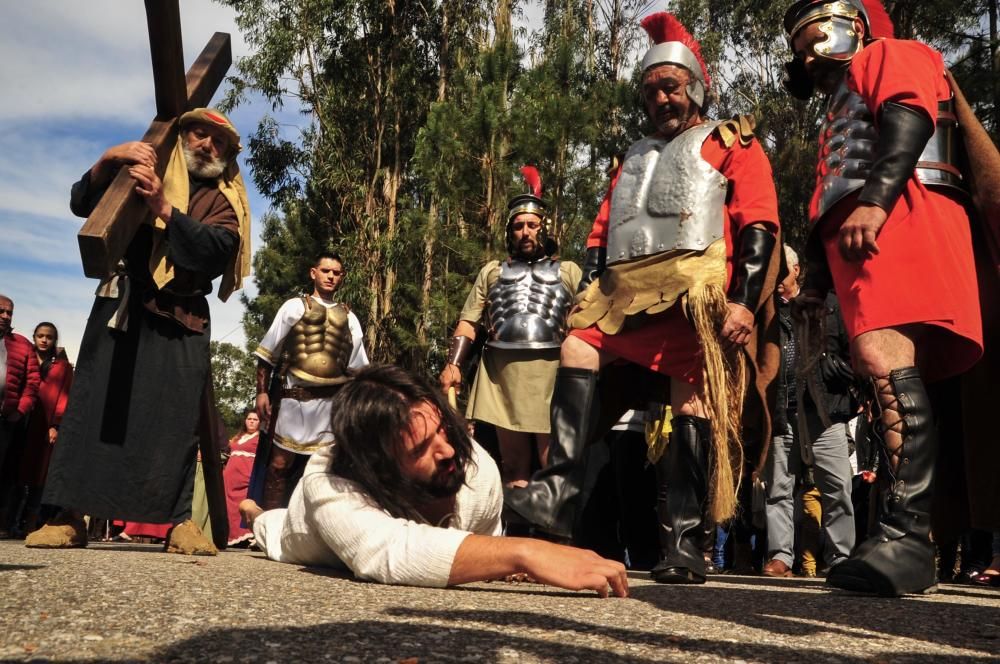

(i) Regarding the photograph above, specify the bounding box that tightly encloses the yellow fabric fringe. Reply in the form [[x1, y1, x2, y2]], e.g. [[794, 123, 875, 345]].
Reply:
[[148, 136, 252, 302], [689, 282, 746, 524], [569, 238, 728, 335], [570, 237, 745, 523], [645, 404, 673, 464]]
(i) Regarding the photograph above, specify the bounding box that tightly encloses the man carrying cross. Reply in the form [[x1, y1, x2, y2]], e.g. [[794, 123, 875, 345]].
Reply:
[[26, 108, 252, 555]]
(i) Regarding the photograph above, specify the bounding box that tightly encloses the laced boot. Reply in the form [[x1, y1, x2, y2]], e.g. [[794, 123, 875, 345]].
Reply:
[[651, 415, 710, 584], [165, 519, 218, 556], [503, 367, 600, 540], [25, 511, 88, 548], [827, 367, 937, 596]]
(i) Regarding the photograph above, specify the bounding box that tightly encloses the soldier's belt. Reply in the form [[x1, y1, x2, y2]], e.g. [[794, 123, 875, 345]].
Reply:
[[281, 385, 342, 402]]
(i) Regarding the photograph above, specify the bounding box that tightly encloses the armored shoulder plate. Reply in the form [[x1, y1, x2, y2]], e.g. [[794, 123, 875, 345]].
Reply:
[[814, 80, 966, 223], [484, 258, 572, 350], [287, 297, 354, 385], [606, 122, 727, 266]]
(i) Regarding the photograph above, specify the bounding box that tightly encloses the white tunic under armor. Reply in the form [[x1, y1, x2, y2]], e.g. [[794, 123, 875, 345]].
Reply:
[[254, 296, 369, 454]]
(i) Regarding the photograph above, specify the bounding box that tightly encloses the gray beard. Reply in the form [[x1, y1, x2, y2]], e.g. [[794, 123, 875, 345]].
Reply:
[[182, 144, 226, 180]]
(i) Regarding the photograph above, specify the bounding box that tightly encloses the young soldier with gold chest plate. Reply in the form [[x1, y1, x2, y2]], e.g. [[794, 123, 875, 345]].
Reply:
[[253, 252, 369, 509]]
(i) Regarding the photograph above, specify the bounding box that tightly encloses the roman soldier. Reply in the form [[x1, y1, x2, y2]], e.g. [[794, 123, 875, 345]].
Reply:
[[253, 252, 370, 509], [440, 168, 581, 487], [504, 13, 782, 585], [782, 0, 985, 595]]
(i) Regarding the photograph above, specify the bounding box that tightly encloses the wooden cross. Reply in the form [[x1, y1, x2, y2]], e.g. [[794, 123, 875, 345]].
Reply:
[[77, 0, 232, 279]]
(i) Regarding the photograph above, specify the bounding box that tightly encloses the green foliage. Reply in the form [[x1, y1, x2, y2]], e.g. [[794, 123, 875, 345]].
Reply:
[[222, 0, 1000, 379], [211, 340, 257, 435]]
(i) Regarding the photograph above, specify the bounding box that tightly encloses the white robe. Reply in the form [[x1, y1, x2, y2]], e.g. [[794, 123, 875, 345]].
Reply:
[[253, 441, 503, 587]]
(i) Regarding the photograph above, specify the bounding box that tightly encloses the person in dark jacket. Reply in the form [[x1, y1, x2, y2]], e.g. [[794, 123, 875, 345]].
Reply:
[[762, 246, 857, 577]]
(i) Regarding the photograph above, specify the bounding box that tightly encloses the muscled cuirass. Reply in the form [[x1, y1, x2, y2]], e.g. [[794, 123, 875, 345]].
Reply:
[[287, 298, 353, 385], [606, 121, 727, 266], [485, 259, 572, 350], [814, 80, 966, 222]]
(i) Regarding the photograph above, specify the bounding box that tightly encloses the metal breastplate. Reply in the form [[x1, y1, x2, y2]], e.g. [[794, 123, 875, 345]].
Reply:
[[485, 259, 572, 350], [287, 298, 353, 385], [606, 122, 727, 266], [815, 80, 966, 222]]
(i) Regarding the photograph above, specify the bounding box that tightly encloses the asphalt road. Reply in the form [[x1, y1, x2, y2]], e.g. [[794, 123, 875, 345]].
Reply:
[[1, 540, 998, 662]]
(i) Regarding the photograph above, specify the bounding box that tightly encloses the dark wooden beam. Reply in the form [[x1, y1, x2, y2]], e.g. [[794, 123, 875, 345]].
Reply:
[[186, 32, 232, 109], [144, 0, 187, 120], [77, 26, 234, 279], [77, 120, 177, 278]]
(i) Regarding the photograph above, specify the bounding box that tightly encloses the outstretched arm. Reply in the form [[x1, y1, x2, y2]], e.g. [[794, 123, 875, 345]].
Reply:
[[448, 535, 629, 598]]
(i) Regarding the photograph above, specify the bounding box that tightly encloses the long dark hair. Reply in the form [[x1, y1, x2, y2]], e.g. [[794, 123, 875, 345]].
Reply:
[[33, 322, 59, 378], [328, 364, 476, 523]]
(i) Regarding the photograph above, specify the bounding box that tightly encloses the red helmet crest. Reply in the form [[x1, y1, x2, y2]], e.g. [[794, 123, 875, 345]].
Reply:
[[640, 12, 710, 89]]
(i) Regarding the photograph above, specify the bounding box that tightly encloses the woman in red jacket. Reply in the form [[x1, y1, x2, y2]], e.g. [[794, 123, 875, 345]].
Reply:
[[18, 322, 74, 534]]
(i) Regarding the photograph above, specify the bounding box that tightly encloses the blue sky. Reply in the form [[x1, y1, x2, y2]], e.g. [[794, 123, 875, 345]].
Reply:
[[0, 1, 274, 361], [0, 1, 578, 362]]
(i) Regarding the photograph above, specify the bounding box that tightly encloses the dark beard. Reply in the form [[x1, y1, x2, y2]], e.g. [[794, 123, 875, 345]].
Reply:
[[513, 240, 545, 261], [425, 462, 466, 498]]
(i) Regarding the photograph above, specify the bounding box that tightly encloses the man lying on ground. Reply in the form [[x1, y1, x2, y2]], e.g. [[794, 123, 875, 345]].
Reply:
[[240, 364, 628, 597]]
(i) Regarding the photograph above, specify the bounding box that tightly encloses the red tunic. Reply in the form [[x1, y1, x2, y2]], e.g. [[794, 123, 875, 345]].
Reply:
[[223, 431, 259, 545], [813, 40, 982, 382], [18, 355, 73, 488], [573, 126, 780, 382]]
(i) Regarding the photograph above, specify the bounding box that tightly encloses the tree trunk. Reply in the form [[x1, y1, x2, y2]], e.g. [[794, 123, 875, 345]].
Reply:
[[991, 0, 999, 133]]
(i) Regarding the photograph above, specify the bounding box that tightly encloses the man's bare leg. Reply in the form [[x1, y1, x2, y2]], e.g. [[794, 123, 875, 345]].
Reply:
[[851, 326, 919, 472], [496, 428, 534, 487], [828, 324, 938, 596], [535, 433, 551, 469]]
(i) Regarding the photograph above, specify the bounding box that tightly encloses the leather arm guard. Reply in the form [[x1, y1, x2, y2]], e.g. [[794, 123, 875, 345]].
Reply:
[[858, 102, 935, 211], [256, 361, 272, 396], [727, 226, 777, 311], [576, 246, 607, 293], [446, 335, 474, 370]]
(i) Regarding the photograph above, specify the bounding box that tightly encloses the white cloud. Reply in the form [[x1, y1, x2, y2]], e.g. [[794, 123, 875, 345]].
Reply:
[[0, 0, 273, 359], [0, 1, 251, 126]]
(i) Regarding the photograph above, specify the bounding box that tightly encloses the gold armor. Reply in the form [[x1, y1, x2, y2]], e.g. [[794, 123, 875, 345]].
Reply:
[[287, 297, 354, 385]]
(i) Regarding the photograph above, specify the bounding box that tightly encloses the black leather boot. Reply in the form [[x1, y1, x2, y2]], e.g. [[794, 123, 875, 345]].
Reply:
[[827, 367, 937, 596], [650, 415, 710, 584], [503, 367, 599, 539]]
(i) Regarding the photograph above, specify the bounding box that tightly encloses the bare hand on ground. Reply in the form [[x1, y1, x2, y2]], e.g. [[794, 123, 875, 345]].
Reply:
[[838, 204, 887, 262], [524, 540, 629, 598]]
